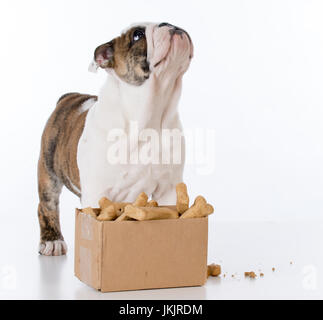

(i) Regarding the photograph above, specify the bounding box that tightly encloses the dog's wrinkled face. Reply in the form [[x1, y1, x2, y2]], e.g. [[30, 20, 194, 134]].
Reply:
[[93, 22, 193, 86]]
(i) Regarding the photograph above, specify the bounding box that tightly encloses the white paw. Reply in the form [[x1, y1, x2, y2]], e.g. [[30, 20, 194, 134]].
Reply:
[[39, 240, 67, 256]]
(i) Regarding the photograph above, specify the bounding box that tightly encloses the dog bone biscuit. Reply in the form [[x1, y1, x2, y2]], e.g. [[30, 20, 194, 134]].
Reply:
[[115, 209, 133, 222], [98, 197, 113, 210], [82, 207, 99, 218], [180, 196, 214, 219], [96, 205, 117, 221], [113, 202, 131, 217], [146, 200, 158, 207], [132, 192, 148, 207], [124, 205, 179, 221], [99, 197, 131, 217], [176, 183, 189, 214]]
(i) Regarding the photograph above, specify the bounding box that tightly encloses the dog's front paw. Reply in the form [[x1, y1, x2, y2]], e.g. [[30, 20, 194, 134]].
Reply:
[[39, 240, 67, 256]]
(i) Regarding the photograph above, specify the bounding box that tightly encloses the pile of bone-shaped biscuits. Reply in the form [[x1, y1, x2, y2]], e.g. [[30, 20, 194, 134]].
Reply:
[[81, 183, 214, 221]]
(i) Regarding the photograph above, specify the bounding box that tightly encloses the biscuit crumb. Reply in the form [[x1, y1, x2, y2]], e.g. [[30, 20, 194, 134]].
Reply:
[[244, 271, 257, 279], [207, 264, 221, 277], [290, 261, 293, 265], [272, 267, 275, 272], [260, 273, 264, 277]]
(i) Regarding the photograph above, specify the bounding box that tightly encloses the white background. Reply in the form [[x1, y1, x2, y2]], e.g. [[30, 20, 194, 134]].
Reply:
[[0, 0, 322, 299]]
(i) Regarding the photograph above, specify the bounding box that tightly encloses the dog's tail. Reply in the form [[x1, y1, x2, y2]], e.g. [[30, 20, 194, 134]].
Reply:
[[56, 92, 81, 105]]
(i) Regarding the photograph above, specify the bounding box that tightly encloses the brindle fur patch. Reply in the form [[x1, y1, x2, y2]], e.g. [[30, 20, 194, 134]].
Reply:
[[96, 27, 150, 86], [38, 93, 97, 243]]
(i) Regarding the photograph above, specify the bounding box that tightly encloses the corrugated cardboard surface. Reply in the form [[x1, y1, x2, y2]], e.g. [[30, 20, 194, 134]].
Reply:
[[75, 209, 208, 292], [74, 210, 103, 289]]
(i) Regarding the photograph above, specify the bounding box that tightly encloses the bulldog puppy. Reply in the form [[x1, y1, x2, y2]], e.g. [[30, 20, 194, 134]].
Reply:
[[38, 22, 193, 256]]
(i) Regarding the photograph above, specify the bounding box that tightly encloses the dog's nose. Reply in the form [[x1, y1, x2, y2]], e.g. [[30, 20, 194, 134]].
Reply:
[[158, 22, 174, 28], [170, 28, 184, 36], [159, 22, 185, 36]]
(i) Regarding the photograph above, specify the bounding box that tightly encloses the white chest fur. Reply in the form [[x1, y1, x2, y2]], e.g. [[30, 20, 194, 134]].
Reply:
[[77, 73, 185, 207]]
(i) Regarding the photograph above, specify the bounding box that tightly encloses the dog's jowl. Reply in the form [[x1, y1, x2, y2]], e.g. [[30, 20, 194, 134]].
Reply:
[[37, 22, 193, 255]]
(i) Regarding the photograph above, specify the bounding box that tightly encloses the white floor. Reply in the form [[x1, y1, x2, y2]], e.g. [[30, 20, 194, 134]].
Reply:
[[1, 214, 322, 300]]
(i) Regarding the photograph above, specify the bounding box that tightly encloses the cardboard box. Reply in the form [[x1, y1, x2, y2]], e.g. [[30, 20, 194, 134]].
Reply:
[[74, 209, 208, 292]]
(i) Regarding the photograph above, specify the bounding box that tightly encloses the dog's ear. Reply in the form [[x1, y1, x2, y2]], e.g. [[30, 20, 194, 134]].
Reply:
[[88, 41, 114, 73], [94, 41, 115, 69]]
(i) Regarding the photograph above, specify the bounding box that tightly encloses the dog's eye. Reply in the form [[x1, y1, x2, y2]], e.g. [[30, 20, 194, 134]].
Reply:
[[133, 29, 145, 42]]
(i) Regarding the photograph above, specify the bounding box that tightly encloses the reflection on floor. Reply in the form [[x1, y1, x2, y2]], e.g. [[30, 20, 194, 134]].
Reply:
[[1, 221, 322, 299]]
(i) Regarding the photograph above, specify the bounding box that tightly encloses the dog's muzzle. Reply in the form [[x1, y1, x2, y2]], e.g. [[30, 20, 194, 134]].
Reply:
[[158, 22, 187, 37]]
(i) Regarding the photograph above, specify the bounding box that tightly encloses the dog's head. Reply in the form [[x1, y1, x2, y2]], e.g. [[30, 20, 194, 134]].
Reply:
[[90, 22, 193, 86]]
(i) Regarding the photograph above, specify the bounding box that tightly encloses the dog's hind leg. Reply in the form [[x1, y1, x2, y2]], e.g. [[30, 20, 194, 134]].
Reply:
[[37, 159, 67, 256]]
